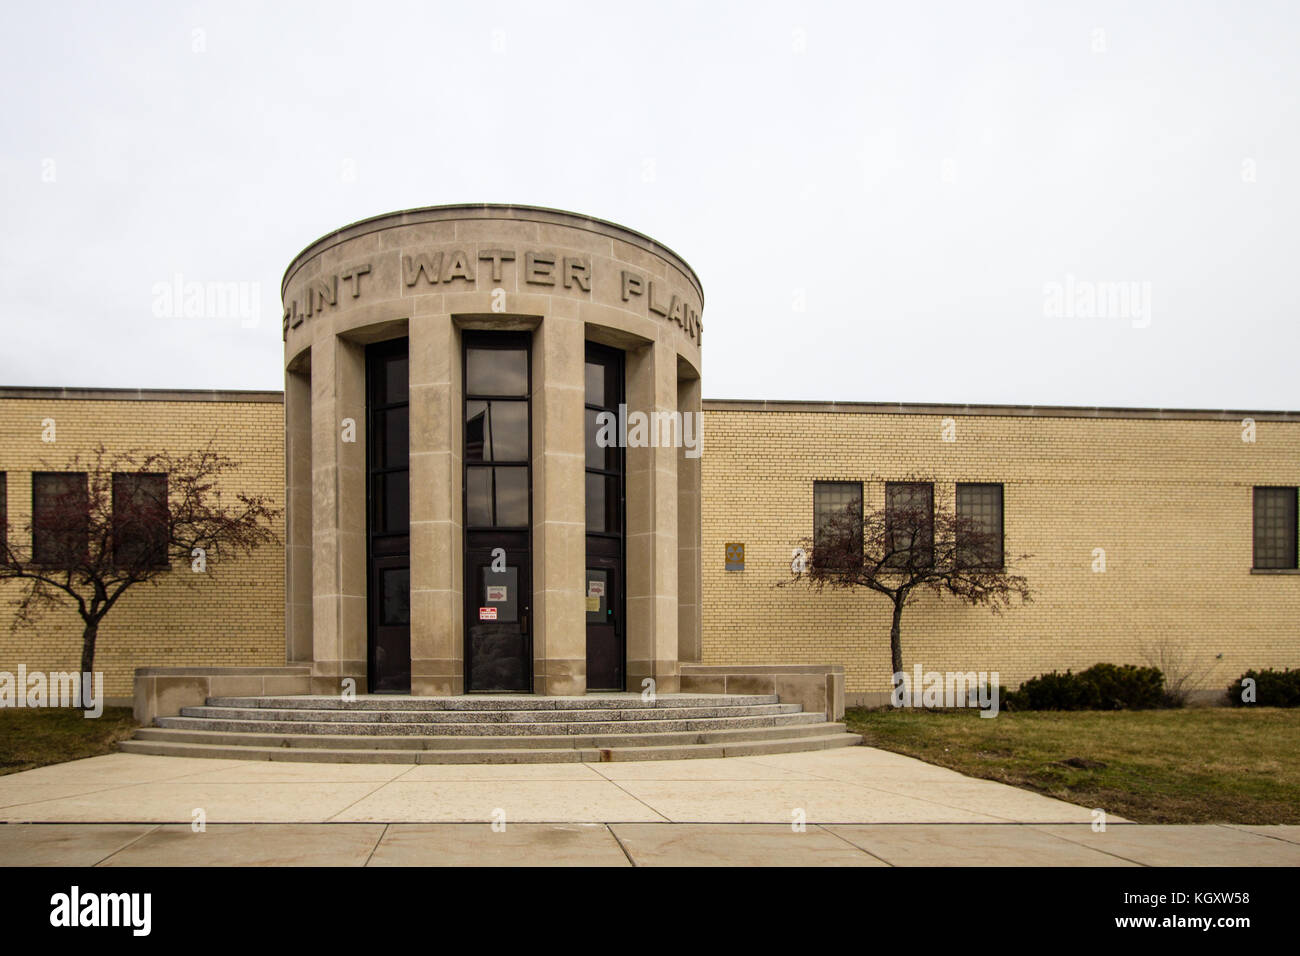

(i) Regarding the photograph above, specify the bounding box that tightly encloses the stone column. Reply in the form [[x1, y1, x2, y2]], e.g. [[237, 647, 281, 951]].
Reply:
[[310, 332, 368, 694], [677, 373, 702, 663], [532, 302, 587, 694], [409, 304, 463, 695], [625, 338, 680, 693], [284, 367, 313, 663]]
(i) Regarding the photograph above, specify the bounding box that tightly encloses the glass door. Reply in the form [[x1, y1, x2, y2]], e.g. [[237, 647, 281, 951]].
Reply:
[[584, 342, 625, 690], [463, 332, 532, 692]]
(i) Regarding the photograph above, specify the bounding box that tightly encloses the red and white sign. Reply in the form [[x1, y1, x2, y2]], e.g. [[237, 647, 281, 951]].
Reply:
[[478, 607, 497, 621]]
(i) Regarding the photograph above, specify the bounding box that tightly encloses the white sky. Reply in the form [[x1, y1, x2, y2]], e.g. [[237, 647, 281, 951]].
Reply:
[[2, 0, 1296, 410]]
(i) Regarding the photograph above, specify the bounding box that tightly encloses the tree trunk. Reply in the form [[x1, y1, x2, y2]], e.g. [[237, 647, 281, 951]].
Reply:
[[80, 620, 98, 676], [889, 596, 905, 676]]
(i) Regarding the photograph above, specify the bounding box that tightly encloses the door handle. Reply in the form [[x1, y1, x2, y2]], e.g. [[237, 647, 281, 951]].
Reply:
[[520, 608, 529, 634]]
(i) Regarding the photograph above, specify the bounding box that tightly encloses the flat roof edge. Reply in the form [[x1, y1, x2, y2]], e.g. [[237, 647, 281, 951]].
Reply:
[[701, 398, 1300, 423], [0, 386, 285, 403]]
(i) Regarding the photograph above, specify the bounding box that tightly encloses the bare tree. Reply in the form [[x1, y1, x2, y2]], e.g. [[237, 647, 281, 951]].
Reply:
[[783, 481, 1033, 676], [1142, 639, 1217, 707], [0, 442, 279, 675]]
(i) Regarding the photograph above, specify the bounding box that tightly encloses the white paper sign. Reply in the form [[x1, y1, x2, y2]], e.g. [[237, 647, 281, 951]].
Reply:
[[486, 585, 507, 602]]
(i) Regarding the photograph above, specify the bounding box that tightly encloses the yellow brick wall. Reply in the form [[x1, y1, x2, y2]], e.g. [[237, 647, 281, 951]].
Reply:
[[700, 407, 1300, 695], [6, 394, 1298, 701], [0, 395, 285, 698]]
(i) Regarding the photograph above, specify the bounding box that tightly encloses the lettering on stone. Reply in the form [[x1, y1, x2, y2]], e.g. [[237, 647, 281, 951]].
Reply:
[[284, 250, 700, 344], [443, 249, 476, 284], [525, 251, 556, 285], [479, 249, 515, 281]]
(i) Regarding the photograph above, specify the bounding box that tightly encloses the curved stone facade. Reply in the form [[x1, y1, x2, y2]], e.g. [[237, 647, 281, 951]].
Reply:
[[281, 205, 704, 695]]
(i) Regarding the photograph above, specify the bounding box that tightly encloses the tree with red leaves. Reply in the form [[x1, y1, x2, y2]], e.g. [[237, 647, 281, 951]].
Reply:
[[784, 481, 1033, 676], [0, 443, 279, 675]]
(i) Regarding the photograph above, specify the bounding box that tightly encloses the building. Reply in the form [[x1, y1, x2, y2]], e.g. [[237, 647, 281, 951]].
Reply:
[[1, 206, 1297, 711]]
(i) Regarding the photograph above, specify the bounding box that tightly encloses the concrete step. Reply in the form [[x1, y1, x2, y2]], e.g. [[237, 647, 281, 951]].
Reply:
[[205, 693, 782, 712], [180, 702, 802, 723], [118, 730, 863, 764], [130, 720, 851, 751], [155, 711, 827, 736]]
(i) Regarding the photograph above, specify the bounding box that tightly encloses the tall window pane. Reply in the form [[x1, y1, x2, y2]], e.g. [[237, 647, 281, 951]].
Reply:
[[32, 472, 89, 567], [956, 483, 1003, 569], [1254, 487, 1298, 569], [466, 348, 527, 396], [813, 481, 862, 569], [113, 473, 169, 569], [885, 481, 934, 568]]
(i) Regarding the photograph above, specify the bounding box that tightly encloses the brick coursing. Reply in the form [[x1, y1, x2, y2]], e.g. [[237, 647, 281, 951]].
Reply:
[[701, 410, 1300, 694], [0, 398, 284, 697]]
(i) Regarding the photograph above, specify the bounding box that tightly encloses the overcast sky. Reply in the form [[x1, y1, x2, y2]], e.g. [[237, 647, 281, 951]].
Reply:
[[2, 1, 1296, 410]]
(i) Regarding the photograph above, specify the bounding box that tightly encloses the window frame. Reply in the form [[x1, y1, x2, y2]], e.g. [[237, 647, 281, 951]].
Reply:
[[31, 471, 90, 569], [955, 482, 1005, 571], [812, 480, 863, 571], [112, 472, 170, 571], [1252, 486, 1298, 571], [884, 481, 935, 569]]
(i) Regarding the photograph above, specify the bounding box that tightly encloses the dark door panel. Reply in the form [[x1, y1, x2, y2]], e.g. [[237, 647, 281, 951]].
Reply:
[[584, 343, 625, 691], [367, 339, 411, 693], [465, 544, 530, 692], [463, 332, 533, 692]]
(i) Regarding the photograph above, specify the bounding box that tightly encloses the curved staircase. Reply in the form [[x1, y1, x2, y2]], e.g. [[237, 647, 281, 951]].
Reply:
[[120, 693, 861, 764]]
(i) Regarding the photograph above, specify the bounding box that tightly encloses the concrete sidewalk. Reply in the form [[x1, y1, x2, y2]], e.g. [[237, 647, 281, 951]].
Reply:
[[0, 746, 1103, 825], [1, 746, 1297, 866], [3, 822, 1298, 866]]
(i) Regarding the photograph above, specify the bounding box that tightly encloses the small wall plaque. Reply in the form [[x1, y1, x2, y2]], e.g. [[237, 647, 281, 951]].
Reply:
[[725, 542, 745, 571]]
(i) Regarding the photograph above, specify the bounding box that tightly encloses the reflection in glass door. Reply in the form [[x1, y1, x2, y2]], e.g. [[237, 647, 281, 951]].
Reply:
[[463, 333, 532, 692], [366, 339, 410, 693], [584, 342, 625, 690]]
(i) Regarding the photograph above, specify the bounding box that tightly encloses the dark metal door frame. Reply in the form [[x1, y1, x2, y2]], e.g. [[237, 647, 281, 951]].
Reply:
[[366, 338, 411, 693], [584, 341, 626, 691], [462, 331, 534, 693]]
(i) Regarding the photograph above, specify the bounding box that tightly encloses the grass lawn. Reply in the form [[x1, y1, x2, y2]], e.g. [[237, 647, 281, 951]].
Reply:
[[843, 706, 1300, 824], [0, 707, 138, 776]]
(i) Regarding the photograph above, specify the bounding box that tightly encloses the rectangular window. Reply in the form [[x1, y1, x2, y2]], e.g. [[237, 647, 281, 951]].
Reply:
[[813, 481, 862, 569], [113, 473, 169, 569], [1253, 486, 1298, 570], [32, 472, 89, 567], [956, 483, 1004, 570], [885, 482, 934, 568]]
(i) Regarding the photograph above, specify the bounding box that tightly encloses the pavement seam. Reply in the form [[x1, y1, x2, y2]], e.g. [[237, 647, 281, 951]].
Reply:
[[362, 823, 390, 867], [1219, 823, 1300, 846], [585, 775, 673, 823], [814, 823, 894, 866], [606, 824, 638, 867], [747, 763, 1096, 824], [321, 778, 396, 822], [91, 823, 164, 867], [1025, 825, 1151, 866]]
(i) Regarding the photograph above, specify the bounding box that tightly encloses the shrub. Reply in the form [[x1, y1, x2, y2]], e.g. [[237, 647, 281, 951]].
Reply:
[[1224, 668, 1300, 707], [1004, 663, 1166, 711]]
